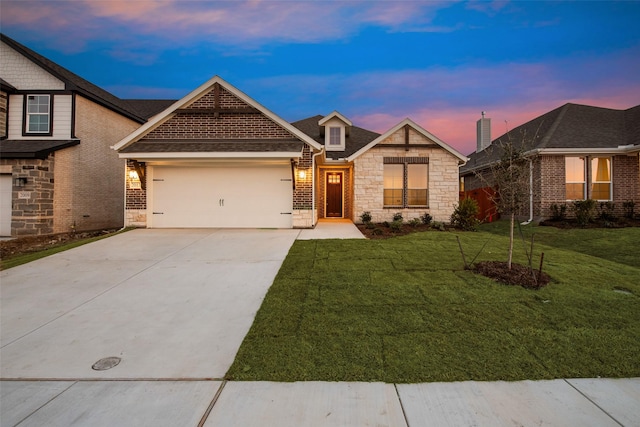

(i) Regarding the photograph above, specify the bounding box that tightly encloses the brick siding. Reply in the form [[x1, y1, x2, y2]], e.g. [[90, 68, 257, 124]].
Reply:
[[293, 145, 313, 210]]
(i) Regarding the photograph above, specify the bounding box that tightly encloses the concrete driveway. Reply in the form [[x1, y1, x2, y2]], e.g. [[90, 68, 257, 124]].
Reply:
[[1, 228, 298, 380]]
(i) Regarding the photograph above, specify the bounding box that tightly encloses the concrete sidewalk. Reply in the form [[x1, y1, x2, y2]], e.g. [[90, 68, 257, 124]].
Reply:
[[297, 219, 365, 240], [2, 378, 638, 426]]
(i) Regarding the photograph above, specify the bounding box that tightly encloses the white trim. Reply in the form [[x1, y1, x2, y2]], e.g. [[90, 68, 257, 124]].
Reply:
[[118, 151, 303, 160], [534, 146, 640, 155], [319, 110, 352, 127], [111, 75, 321, 151], [347, 118, 468, 164]]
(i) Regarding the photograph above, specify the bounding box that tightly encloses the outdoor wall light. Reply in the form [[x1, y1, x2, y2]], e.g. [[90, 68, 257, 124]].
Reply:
[[298, 170, 307, 179], [129, 170, 140, 180], [14, 177, 28, 187]]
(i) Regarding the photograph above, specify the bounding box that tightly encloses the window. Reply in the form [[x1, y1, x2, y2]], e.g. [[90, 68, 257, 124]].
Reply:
[[591, 157, 611, 200], [407, 164, 428, 206], [26, 95, 51, 134], [565, 157, 585, 200], [383, 158, 429, 207], [383, 164, 403, 206], [329, 127, 341, 145]]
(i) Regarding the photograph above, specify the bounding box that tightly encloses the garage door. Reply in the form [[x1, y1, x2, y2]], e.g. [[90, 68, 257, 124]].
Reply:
[[0, 174, 12, 236], [149, 164, 293, 228]]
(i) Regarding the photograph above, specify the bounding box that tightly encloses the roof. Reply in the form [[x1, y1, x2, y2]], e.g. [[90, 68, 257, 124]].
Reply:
[[461, 103, 640, 175], [0, 139, 80, 159], [318, 111, 353, 127], [291, 115, 380, 160], [119, 139, 304, 154], [1, 33, 145, 124], [122, 99, 177, 120], [0, 78, 17, 93], [113, 75, 322, 154]]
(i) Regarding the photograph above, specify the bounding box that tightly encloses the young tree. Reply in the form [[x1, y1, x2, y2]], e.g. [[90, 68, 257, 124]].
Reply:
[[477, 133, 536, 269]]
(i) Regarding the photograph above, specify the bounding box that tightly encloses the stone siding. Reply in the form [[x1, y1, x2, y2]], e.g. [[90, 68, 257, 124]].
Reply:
[[0, 157, 55, 235], [354, 128, 461, 223]]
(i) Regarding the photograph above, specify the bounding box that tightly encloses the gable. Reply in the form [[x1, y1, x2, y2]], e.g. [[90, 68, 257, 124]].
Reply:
[[141, 84, 294, 141], [378, 126, 440, 146], [0, 41, 64, 90], [115, 76, 322, 156]]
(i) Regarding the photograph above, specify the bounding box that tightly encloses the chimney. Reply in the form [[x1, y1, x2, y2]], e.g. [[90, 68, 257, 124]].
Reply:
[[476, 112, 491, 153]]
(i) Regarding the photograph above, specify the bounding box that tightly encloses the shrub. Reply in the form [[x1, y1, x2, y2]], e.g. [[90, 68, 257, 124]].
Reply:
[[420, 213, 433, 225], [409, 218, 421, 228], [371, 227, 383, 235], [360, 211, 372, 224], [365, 222, 376, 229], [623, 200, 635, 219], [390, 220, 403, 233], [392, 213, 404, 222], [598, 202, 616, 222], [571, 199, 597, 226], [450, 198, 480, 231], [549, 203, 567, 221], [432, 221, 446, 231]]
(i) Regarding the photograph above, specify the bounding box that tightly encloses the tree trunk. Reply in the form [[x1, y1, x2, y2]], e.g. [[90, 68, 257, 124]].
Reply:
[[508, 212, 515, 269]]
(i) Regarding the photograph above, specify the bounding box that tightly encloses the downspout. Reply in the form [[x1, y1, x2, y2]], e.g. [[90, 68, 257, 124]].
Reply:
[[521, 159, 534, 225], [311, 148, 325, 227]]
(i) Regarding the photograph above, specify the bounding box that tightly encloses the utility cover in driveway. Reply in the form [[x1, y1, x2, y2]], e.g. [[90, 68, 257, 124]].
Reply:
[[149, 164, 293, 228]]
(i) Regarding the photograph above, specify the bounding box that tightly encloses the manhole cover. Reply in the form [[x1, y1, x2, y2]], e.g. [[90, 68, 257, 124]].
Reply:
[[92, 357, 122, 371]]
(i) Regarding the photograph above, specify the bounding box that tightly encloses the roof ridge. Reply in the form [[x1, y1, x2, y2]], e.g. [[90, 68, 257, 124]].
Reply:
[[537, 103, 570, 149]]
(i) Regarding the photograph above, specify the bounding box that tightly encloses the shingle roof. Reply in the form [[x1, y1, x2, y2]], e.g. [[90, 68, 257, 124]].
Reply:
[[0, 139, 80, 159], [122, 99, 177, 120], [1, 33, 146, 123], [0, 78, 17, 92], [461, 103, 640, 175], [291, 115, 380, 160], [120, 139, 304, 154]]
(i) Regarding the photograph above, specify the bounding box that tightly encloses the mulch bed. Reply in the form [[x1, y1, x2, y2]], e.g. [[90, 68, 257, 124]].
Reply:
[[356, 223, 451, 239], [0, 229, 118, 259], [473, 261, 550, 289]]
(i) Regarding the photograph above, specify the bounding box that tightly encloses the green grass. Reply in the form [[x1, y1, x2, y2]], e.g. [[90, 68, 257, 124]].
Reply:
[[0, 229, 130, 270], [227, 223, 640, 383]]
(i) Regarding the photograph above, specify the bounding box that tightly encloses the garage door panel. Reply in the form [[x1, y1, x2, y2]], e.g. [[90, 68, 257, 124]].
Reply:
[[149, 165, 293, 228]]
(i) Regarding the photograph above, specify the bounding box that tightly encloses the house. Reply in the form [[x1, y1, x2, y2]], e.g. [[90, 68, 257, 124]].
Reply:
[[0, 34, 172, 237], [113, 76, 467, 229], [460, 103, 640, 221]]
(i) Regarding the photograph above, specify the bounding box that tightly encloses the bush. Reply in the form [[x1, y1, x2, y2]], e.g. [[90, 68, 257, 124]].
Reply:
[[598, 202, 616, 222], [623, 200, 635, 219], [420, 213, 433, 225], [450, 198, 480, 231], [571, 199, 597, 226], [371, 227, 383, 235], [409, 218, 421, 228], [360, 211, 372, 224], [390, 220, 403, 233], [432, 221, 446, 231], [392, 213, 404, 222], [549, 203, 567, 221]]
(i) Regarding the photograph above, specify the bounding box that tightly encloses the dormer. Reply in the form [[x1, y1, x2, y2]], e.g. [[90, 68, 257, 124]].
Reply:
[[319, 111, 351, 152]]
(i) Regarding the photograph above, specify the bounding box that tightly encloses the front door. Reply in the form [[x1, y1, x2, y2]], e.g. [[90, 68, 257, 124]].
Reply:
[[325, 172, 343, 218]]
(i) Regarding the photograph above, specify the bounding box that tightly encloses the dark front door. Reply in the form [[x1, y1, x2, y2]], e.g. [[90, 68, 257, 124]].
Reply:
[[326, 172, 343, 217]]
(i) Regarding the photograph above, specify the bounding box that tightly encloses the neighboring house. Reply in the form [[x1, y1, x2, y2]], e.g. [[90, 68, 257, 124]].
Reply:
[[460, 103, 640, 221], [113, 76, 467, 229], [0, 34, 171, 237]]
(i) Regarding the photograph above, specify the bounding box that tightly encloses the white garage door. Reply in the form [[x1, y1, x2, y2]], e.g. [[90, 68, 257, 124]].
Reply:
[[0, 174, 12, 236], [149, 164, 293, 228]]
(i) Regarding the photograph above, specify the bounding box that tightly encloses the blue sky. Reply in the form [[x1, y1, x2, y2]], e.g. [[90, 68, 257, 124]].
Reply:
[[2, 0, 639, 154]]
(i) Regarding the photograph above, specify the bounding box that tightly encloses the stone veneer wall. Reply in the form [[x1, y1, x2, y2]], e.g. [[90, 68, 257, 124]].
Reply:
[[0, 157, 55, 235], [354, 146, 461, 223]]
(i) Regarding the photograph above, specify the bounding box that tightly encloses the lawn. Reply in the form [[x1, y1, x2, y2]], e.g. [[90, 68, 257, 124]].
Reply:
[[226, 223, 640, 383]]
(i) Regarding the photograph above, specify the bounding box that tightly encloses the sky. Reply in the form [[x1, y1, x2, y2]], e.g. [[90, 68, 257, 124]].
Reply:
[[2, 0, 639, 155]]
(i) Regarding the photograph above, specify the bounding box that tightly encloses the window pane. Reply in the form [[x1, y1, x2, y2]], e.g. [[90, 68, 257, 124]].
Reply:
[[565, 157, 585, 182], [384, 189, 403, 206], [407, 164, 427, 205], [591, 183, 610, 200], [384, 164, 403, 206], [566, 183, 585, 200], [329, 127, 341, 145], [26, 95, 50, 133], [592, 157, 610, 182], [407, 189, 428, 205]]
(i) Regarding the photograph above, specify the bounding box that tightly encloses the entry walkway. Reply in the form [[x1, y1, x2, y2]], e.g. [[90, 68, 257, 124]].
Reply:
[[296, 219, 365, 240]]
